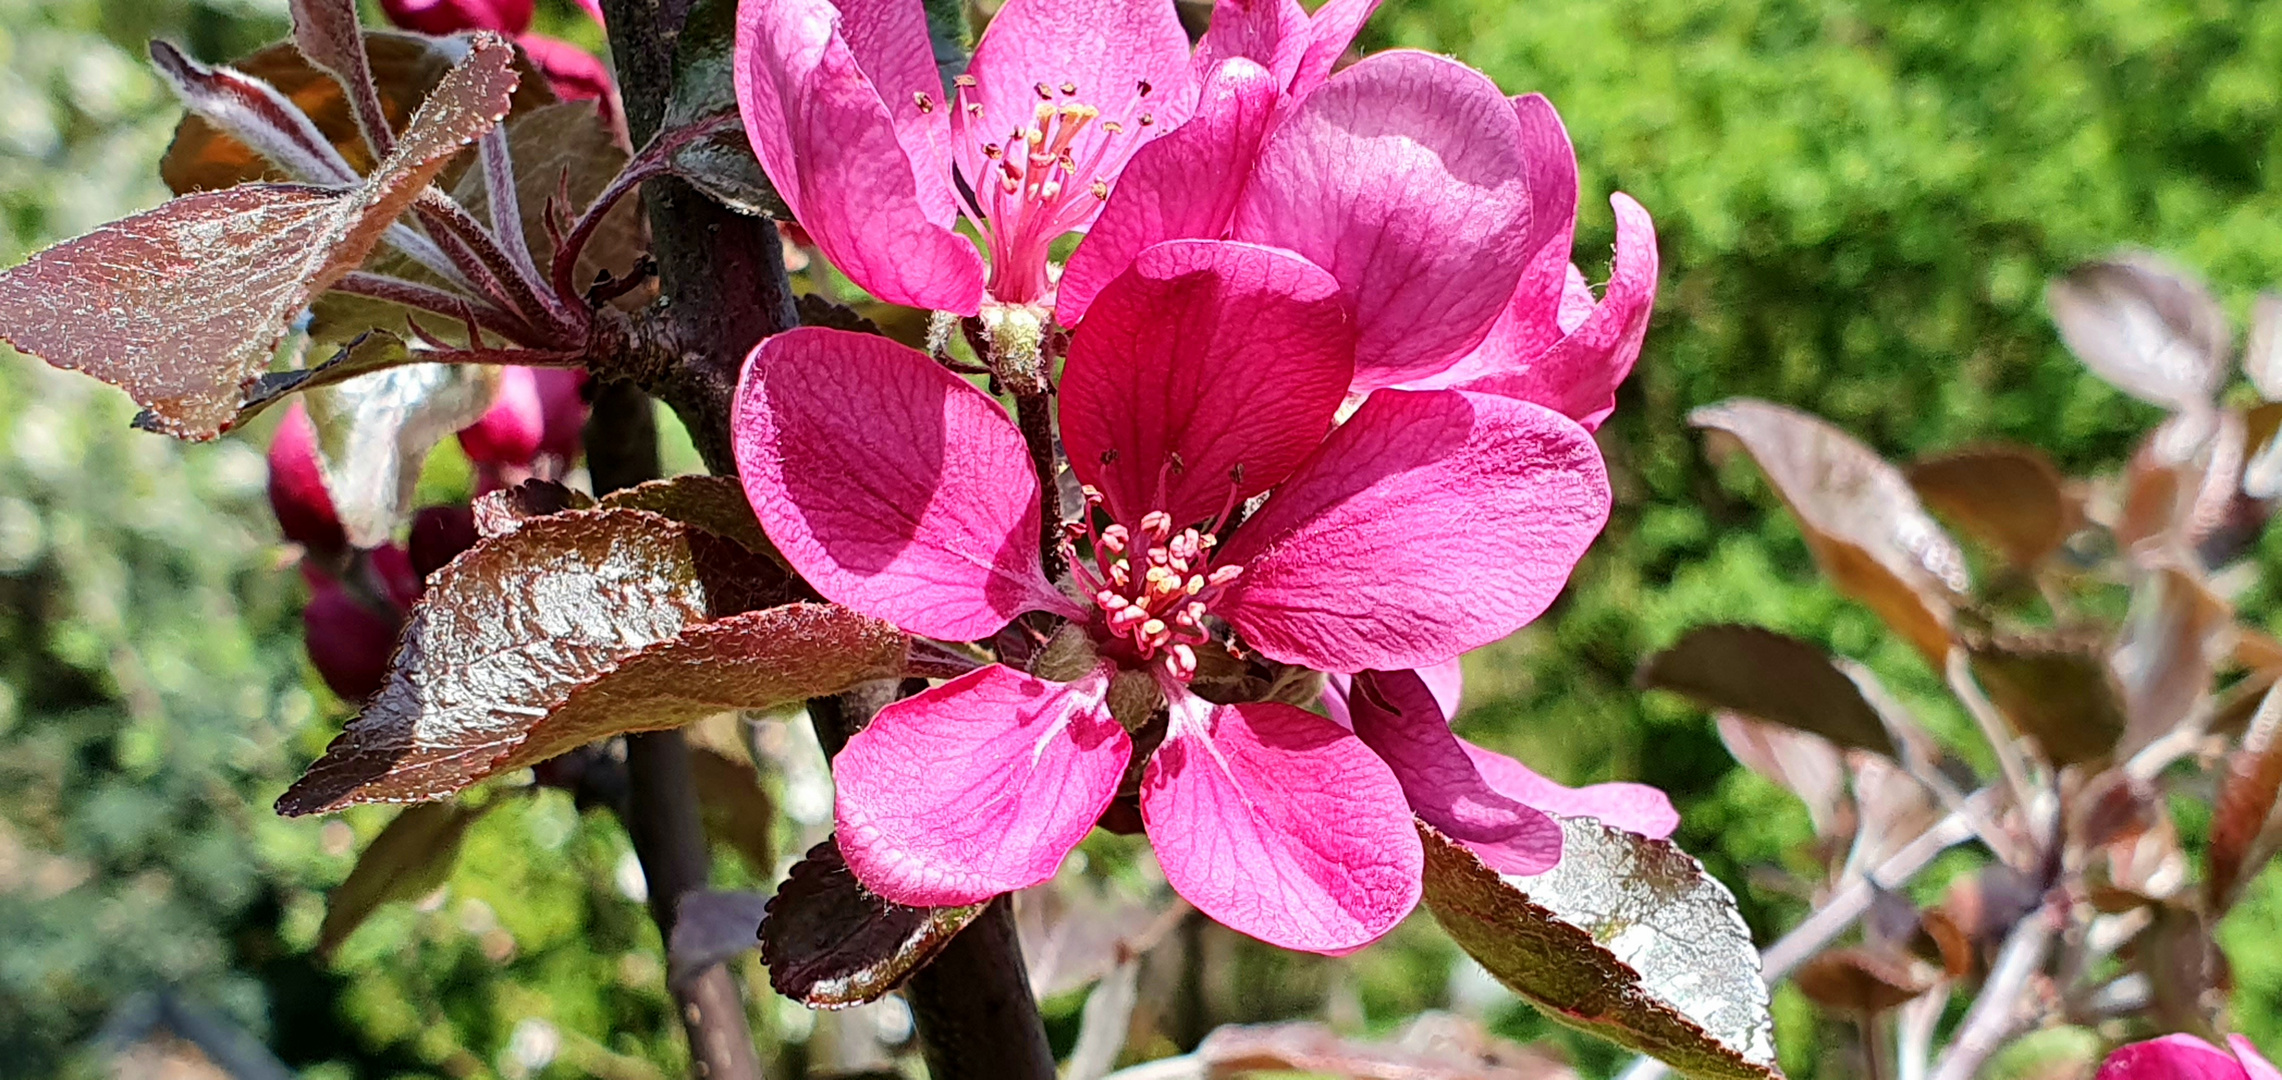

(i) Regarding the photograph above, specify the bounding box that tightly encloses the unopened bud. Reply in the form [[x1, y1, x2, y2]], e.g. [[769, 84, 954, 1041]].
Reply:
[[268, 401, 345, 555], [302, 582, 400, 702]]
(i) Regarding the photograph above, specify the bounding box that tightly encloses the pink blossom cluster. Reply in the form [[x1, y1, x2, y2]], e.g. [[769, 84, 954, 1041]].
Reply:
[[730, 0, 1666, 953]]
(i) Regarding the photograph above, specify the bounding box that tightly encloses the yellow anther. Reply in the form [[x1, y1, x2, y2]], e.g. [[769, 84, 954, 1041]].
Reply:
[[1091, 180, 1110, 200], [954, 74, 978, 87], [1102, 120, 1124, 135], [1140, 618, 1168, 638], [1034, 81, 1054, 99], [1060, 81, 1078, 95], [914, 91, 935, 113]]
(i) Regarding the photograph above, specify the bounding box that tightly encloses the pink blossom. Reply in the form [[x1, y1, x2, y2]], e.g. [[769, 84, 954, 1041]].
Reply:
[[268, 401, 346, 555], [1061, 45, 1659, 420], [733, 239, 1610, 953], [378, 0, 615, 104], [457, 366, 587, 481], [2098, 1035, 2282, 1080], [732, 0, 1380, 316], [1324, 666, 1677, 872]]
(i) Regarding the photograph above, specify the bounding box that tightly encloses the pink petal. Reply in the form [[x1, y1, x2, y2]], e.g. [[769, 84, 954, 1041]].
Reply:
[[835, 664, 1130, 905], [1461, 193, 1659, 431], [733, 328, 1079, 641], [1060, 240, 1354, 527], [383, 0, 533, 34], [1288, 0, 1381, 98], [736, 0, 984, 313], [2234, 1038, 2282, 1080], [515, 34, 616, 103], [959, 0, 1196, 209], [1193, 0, 1309, 91], [2098, 1035, 2255, 1080], [1217, 390, 1610, 672], [1055, 58, 1281, 326], [1346, 670, 1560, 874], [1141, 695, 1421, 954], [458, 366, 546, 467], [833, 0, 956, 196], [269, 401, 345, 555], [1461, 740, 1679, 840], [1231, 51, 1534, 391], [574, 0, 605, 24], [1457, 93, 1584, 372], [1319, 658, 1461, 730]]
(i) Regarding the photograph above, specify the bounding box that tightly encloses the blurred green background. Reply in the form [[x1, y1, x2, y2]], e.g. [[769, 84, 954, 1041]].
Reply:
[[4, 0, 2282, 1076]]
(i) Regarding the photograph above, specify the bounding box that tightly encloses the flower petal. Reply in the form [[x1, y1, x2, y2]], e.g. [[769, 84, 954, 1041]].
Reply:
[[836, 664, 1129, 905], [2232, 1037, 2282, 1080], [1060, 240, 1354, 527], [736, 0, 984, 312], [1319, 658, 1461, 730], [1288, 0, 1380, 98], [2098, 1035, 2256, 1080], [1217, 389, 1610, 672], [1141, 695, 1421, 954], [960, 0, 1196, 209], [836, 0, 959, 197], [1056, 58, 1281, 326], [1346, 670, 1560, 874], [1232, 51, 1534, 390], [1461, 194, 1659, 431], [1193, 0, 1309, 91], [733, 327, 1078, 641], [1461, 740, 1679, 840]]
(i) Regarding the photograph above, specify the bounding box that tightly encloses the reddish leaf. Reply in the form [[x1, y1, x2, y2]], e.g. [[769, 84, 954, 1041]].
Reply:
[[2048, 254, 2230, 411], [1418, 818, 1780, 1080], [597, 474, 777, 559], [317, 797, 498, 957], [1793, 947, 1937, 1015], [276, 509, 901, 814], [1906, 445, 2079, 570], [2114, 566, 2232, 757], [148, 40, 357, 186], [1714, 712, 1850, 839], [2208, 684, 2282, 913], [689, 746, 775, 879], [1640, 624, 1896, 757], [1692, 399, 1968, 664], [471, 478, 595, 536], [1963, 629, 2130, 768], [761, 836, 985, 1008], [162, 31, 554, 191], [290, 0, 395, 155], [0, 35, 521, 440]]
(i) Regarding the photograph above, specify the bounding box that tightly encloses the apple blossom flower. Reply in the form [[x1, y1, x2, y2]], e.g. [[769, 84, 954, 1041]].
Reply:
[[731, 0, 1380, 317], [1061, 46, 1658, 418], [733, 239, 1610, 952], [1325, 666, 1677, 872], [2097, 1034, 2282, 1080]]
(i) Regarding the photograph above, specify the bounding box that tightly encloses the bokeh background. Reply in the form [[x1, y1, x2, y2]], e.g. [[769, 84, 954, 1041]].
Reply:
[[5, 0, 2282, 1076]]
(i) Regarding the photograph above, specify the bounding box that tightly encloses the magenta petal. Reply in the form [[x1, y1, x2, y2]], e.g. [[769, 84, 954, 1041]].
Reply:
[[1060, 240, 1354, 526], [735, 0, 983, 313], [835, 664, 1130, 905], [1496, 94, 1582, 364], [833, 0, 955, 194], [2098, 1035, 2257, 1080], [1193, 0, 1309, 91], [733, 328, 1079, 641], [1347, 671, 1560, 874], [1288, 0, 1381, 98], [1056, 58, 1281, 327], [1461, 740, 1679, 840], [1141, 696, 1421, 954], [1232, 51, 1534, 391], [2233, 1038, 2282, 1080], [1464, 194, 1660, 431], [1218, 390, 1610, 672], [960, 0, 1196, 195], [1320, 658, 1461, 730]]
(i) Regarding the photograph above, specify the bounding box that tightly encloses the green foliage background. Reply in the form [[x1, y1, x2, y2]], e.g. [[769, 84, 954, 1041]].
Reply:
[[3, 0, 2282, 1075]]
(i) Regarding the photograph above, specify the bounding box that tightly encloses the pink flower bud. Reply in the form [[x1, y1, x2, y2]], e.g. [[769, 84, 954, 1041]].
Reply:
[[531, 367, 588, 462], [410, 505, 479, 581], [302, 582, 399, 702], [378, 0, 533, 35], [458, 366, 547, 467], [267, 401, 344, 555], [369, 543, 423, 611], [515, 35, 616, 104]]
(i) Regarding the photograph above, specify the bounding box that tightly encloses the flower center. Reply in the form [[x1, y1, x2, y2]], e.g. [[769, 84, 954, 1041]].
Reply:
[[1060, 481, 1243, 683], [947, 74, 1157, 305]]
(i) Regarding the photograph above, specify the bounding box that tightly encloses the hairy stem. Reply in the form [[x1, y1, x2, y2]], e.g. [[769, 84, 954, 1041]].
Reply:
[[1928, 899, 2056, 1080]]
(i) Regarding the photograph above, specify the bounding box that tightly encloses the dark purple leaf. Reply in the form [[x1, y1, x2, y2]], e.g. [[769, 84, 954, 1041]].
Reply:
[[0, 35, 520, 440], [317, 797, 498, 957], [471, 477, 594, 536], [2208, 684, 2282, 913], [1640, 624, 1896, 757], [1906, 444, 2079, 570], [761, 836, 984, 1008], [1963, 629, 2129, 768], [148, 40, 357, 185], [597, 475, 778, 560], [2048, 253, 2230, 411], [276, 509, 904, 814], [1692, 399, 1968, 664]]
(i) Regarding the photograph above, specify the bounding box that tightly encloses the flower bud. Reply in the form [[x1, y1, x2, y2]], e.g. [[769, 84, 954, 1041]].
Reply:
[[409, 505, 479, 582], [267, 401, 344, 555], [458, 366, 547, 467], [303, 582, 399, 702], [531, 367, 588, 462]]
